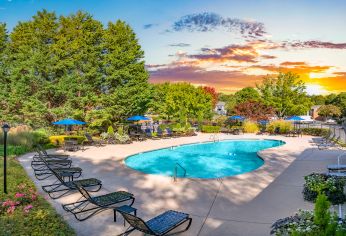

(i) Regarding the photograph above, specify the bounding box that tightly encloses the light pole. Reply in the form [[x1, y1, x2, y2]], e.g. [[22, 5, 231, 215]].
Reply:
[[2, 123, 10, 194]]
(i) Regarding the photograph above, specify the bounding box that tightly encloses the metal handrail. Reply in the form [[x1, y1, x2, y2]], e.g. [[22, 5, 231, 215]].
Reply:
[[173, 163, 186, 181]]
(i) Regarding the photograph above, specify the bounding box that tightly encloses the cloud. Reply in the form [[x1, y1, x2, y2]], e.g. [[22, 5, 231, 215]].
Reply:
[[280, 61, 307, 66], [288, 40, 346, 49], [171, 12, 266, 38], [261, 55, 276, 59], [143, 23, 158, 29], [252, 63, 331, 74], [188, 44, 259, 63], [168, 43, 191, 47]]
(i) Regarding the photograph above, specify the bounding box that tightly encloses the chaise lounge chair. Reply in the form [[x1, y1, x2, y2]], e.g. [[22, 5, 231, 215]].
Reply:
[[41, 163, 101, 199], [84, 133, 105, 147], [62, 183, 134, 221], [327, 164, 346, 172], [119, 210, 192, 236], [318, 137, 341, 150], [34, 144, 70, 161], [33, 153, 82, 181]]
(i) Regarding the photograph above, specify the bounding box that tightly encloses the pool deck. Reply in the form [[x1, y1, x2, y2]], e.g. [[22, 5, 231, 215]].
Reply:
[[18, 133, 346, 236]]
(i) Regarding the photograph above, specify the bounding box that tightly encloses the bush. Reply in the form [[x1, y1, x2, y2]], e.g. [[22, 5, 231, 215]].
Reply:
[[201, 125, 221, 133], [0, 128, 49, 150], [107, 126, 115, 136], [303, 173, 346, 205], [242, 120, 259, 133], [301, 128, 330, 137], [48, 135, 86, 146], [267, 120, 293, 134]]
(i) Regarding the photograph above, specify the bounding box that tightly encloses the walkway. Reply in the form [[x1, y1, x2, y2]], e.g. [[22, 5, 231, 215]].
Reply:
[[18, 133, 345, 236]]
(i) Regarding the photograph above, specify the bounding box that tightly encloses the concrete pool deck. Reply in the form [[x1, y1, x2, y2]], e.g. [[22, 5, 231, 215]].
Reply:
[[18, 133, 346, 236]]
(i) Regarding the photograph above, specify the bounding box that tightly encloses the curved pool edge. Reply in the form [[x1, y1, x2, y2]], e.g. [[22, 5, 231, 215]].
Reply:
[[121, 138, 286, 180]]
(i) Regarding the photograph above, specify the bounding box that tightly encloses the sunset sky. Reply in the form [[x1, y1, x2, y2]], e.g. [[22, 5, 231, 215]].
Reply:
[[1, 0, 345, 94]]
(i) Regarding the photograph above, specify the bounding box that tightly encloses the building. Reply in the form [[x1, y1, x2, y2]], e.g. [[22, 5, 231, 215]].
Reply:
[[215, 101, 227, 115], [308, 105, 322, 120]]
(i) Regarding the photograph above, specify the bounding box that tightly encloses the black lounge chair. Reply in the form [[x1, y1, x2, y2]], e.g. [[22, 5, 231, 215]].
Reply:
[[318, 137, 341, 150], [84, 133, 104, 147], [41, 165, 101, 199], [34, 144, 70, 161], [31, 155, 72, 171], [328, 164, 346, 172], [157, 127, 165, 138], [33, 154, 82, 180], [119, 210, 192, 236], [62, 183, 134, 221], [165, 128, 174, 138]]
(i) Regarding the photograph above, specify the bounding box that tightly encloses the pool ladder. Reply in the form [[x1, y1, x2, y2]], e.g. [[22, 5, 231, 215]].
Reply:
[[173, 163, 187, 182], [209, 134, 220, 142]]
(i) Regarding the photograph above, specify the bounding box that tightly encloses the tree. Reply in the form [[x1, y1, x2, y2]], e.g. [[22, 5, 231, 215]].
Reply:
[[309, 95, 326, 105], [202, 86, 218, 107], [329, 92, 346, 117], [0, 10, 150, 128], [234, 87, 260, 103], [256, 72, 312, 117], [318, 105, 341, 120], [150, 83, 213, 123], [234, 100, 275, 121]]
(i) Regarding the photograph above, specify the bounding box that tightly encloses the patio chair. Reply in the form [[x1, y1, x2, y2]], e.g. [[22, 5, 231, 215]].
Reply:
[[84, 133, 105, 147], [327, 172, 346, 177], [318, 137, 341, 150], [31, 154, 72, 171], [119, 210, 192, 236], [64, 138, 80, 152], [157, 127, 165, 138], [33, 144, 70, 161], [33, 153, 82, 180], [62, 183, 134, 221], [145, 128, 159, 139], [327, 164, 346, 172], [165, 128, 173, 137], [273, 127, 280, 135], [41, 163, 102, 199]]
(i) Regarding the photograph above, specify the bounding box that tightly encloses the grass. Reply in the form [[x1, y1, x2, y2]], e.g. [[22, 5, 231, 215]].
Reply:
[[0, 146, 75, 236]]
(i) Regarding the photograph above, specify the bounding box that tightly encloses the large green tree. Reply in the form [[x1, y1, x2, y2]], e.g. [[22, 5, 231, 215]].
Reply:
[[256, 72, 312, 117], [234, 87, 260, 104], [0, 10, 150, 128], [149, 83, 213, 123]]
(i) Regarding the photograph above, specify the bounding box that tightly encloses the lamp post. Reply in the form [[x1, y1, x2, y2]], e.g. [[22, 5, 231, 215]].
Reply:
[[2, 123, 10, 194]]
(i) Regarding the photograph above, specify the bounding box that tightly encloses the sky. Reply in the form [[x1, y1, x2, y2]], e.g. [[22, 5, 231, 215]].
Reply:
[[1, 0, 346, 95]]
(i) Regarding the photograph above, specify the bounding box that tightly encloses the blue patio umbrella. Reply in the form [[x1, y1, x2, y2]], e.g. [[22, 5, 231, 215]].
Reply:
[[127, 115, 150, 121], [229, 115, 245, 121], [52, 118, 86, 125], [285, 116, 304, 121]]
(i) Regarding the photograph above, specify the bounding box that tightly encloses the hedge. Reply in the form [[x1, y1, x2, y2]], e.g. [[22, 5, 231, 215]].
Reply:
[[300, 128, 330, 137], [201, 125, 221, 133], [49, 135, 86, 146]]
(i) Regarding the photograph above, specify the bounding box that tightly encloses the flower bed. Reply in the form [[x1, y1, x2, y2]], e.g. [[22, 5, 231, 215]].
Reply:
[[303, 173, 346, 205], [0, 153, 75, 235]]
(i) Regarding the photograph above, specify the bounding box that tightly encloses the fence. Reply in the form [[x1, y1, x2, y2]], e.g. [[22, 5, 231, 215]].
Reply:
[[297, 123, 346, 144]]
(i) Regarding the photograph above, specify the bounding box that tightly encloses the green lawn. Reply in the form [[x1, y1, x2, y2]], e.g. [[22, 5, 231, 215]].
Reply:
[[0, 148, 75, 236]]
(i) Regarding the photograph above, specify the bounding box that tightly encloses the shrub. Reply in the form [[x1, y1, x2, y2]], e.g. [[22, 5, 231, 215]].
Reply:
[[107, 126, 115, 136], [303, 173, 346, 205], [267, 120, 293, 134], [242, 120, 259, 133], [48, 135, 86, 146], [301, 128, 330, 137], [271, 194, 346, 236], [201, 125, 221, 133], [0, 128, 49, 150]]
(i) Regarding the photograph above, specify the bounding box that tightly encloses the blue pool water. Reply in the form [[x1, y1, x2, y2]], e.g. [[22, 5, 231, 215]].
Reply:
[[125, 139, 284, 179]]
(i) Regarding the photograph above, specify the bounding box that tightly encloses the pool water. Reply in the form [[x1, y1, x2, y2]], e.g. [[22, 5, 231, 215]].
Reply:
[[125, 139, 284, 179]]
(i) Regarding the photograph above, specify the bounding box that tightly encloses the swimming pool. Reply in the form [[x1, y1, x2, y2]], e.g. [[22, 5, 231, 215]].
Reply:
[[125, 139, 284, 179]]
